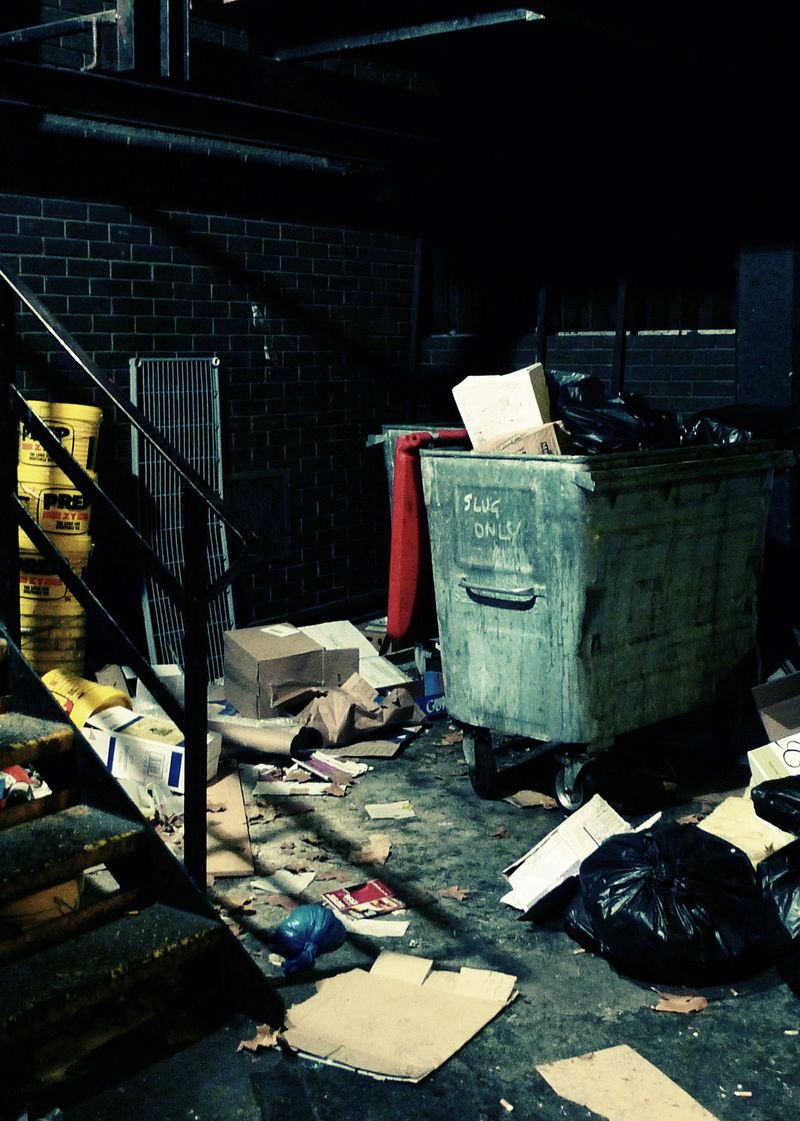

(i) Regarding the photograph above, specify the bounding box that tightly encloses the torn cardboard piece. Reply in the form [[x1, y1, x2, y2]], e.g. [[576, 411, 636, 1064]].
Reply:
[[697, 794, 794, 865], [452, 362, 551, 447], [296, 673, 425, 749], [502, 794, 660, 917], [473, 420, 569, 456], [206, 766, 254, 877], [282, 950, 517, 1082], [365, 800, 415, 820], [536, 1044, 720, 1121]]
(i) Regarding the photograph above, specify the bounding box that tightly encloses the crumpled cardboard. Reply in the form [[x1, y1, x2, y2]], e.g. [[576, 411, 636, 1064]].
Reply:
[[295, 673, 425, 748]]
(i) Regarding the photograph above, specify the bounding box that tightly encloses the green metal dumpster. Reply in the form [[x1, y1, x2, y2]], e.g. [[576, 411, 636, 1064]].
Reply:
[[420, 443, 792, 803]]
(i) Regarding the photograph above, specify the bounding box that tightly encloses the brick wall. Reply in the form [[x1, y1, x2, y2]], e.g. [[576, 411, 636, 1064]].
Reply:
[[420, 329, 737, 418], [1, 192, 415, 626]]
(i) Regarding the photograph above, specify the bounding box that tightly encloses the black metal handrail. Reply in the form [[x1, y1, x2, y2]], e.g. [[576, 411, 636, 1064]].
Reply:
[[0, 261, 258, 889]]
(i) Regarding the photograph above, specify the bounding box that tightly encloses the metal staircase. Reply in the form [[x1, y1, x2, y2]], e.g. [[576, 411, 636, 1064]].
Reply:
[[0, 262, 281, 1116]]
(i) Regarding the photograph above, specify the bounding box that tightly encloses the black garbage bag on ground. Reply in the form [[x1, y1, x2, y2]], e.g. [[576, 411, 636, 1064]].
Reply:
[[758, 839, 800, 995], [576, 823, 771, 984], [752, 777, 800, 837]]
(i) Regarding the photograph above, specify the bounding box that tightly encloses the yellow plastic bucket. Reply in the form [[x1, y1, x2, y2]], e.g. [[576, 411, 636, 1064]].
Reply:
[[41, 668, 132, 729], [18, 529, 92, 614], [19, 400, 102, 471], [17, 463, 95, 537]]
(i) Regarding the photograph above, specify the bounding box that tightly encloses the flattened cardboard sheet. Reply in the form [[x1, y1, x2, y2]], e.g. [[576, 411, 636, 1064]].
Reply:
[[283, 951, 517, 1082], [536, 1044, 720, 1121]]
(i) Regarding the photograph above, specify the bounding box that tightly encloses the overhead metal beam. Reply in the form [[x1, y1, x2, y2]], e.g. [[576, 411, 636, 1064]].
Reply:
[[272, 8, 545, 62], [0, 11, 116, 50]]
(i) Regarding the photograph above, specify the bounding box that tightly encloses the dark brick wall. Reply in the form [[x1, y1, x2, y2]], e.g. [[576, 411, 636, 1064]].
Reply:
[[419, 330, 737, 419], [1, 192, 414, 625]]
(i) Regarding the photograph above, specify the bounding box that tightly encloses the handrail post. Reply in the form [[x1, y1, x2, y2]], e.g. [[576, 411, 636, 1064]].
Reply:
[[0, 286, 20, 643], [182, 485, 210, 890]]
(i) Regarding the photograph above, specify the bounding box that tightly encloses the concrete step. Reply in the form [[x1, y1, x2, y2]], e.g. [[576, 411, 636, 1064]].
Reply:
[[0, 902, 226, 1047], [0, 711, 73, 769], [0, 803, 144, 906]]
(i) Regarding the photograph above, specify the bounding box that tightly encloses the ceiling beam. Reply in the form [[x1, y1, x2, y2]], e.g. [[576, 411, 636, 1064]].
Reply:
[[272, 8, 544, 62]]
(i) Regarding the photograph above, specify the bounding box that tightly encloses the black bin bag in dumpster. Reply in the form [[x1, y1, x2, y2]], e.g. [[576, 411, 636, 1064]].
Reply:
[[575, 824, 771, 984], [759, 839, 800, 995], [752, 777, 800, 837]]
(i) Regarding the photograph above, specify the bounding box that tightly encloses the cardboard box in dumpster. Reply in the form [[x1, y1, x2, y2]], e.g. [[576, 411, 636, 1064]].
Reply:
[[473, 420, 569, 456], [451, 362, 551, 447], [501, 794, 660, 918], [83, 706, 222, 793], [223, 623, 359, 719]]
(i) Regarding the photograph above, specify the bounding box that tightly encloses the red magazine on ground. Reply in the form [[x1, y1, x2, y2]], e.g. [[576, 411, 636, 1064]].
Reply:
[[322, 879, 405, 917]]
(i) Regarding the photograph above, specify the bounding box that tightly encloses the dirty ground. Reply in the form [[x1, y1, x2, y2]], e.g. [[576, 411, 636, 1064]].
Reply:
[[45, 712, 800, 1121]]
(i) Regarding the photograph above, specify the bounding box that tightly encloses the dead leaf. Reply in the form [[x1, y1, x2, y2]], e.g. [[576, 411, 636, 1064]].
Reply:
[[314, 868, 352, 882], [440, 885, 470, 901], [676, 814, 703, 826], [506, 790, 559, 810], [207, 802, 227, 814], [246, 811, 266, 824], [279, 842, 296, 852], [440, 731, 463, 746], [653, 992, 709, 1015], [283, 862, 310, 873], [491, 825, 509, 839], [265, 894, 298, 911], [326, 784, 347, 798], [237, 1024, 281, 1053]]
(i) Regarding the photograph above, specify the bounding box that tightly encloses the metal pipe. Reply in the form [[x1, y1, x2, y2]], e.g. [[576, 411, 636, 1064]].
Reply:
[[36, 112, 353, 174], [0, 11, 115, 50], [273, 8, 544, 61]]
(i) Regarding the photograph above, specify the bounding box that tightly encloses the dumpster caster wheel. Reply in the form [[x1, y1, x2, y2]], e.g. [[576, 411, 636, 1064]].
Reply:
[[554, 762, 586, 812], [463, 728, 498, 799]]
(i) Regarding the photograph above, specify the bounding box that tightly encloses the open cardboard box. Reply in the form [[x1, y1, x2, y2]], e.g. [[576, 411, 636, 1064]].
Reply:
[[748, 671, 800, 784]]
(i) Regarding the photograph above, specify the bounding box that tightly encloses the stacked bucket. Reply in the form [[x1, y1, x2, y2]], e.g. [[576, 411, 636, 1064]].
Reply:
[[17, 401, 102, 675]]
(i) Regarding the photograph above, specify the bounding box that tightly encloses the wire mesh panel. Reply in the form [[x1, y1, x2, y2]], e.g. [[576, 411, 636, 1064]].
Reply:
[[130, 356, 235, 683]]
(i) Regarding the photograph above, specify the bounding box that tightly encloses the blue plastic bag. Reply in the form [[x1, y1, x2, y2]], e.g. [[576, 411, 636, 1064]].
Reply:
[[271, 903, 347, 975]]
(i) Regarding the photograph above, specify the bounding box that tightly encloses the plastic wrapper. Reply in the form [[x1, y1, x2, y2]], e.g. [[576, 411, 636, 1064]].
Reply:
[[752, 777, 800, 837], [758, 838, 800, 995], [270, 903, 347, 975], [577, 823, 770, 984]]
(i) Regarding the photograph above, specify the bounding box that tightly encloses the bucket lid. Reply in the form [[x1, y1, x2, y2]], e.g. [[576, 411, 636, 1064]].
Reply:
[[46, 401, 103, 423]]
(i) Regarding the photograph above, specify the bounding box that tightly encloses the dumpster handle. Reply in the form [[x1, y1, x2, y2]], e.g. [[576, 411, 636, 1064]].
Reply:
[[458, 576, 544, 605]]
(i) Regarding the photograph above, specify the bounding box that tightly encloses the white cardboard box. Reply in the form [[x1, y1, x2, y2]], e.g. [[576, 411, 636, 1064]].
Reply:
[[452, 363, 551, 447], [83, 705, 221, 793], [748, 732, 800, 786]]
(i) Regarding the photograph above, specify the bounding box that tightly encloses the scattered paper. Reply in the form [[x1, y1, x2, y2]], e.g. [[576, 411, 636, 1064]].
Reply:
[[251, 870, 317, 896], [348, 834, 392, 867], [653, 993, 709, 1015], [491, 825, 509, 838], [237, 1024, 281, 1053], [253, 780, 333, 797], [322, 879, 405, 918], [365, 800, 416, 820], [283, 950, 517, 1082], [536, 1044, 720, 1121], [336, 913, 411, 937]]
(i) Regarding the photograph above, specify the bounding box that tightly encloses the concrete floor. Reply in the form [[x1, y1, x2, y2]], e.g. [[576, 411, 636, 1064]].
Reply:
[[46, 707, 800, 1121]]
